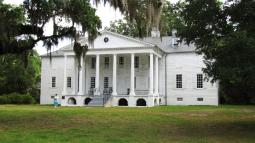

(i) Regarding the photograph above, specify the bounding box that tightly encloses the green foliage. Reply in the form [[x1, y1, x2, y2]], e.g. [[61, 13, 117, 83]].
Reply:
[[0, 51, 41, 96], [0, 93, 35, 104], [106, 2, 185, 37], [0, 0, 101, 66], [161, 1, 185, 36], [179, 0, 255, 104], [105, 19, 142, 37], [95, 0, 164, 37]]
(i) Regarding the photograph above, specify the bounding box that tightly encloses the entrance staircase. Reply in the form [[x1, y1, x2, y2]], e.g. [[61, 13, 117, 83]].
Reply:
[[86, 94, 112, 107], [86, 97, 104, 107]]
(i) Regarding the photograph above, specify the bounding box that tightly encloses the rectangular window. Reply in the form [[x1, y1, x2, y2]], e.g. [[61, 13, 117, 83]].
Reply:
[[197, 98, 203, 101], [176, 74, 182, 88], [177, 97, 183, 101], [52, 77, 56, 87], [148, 55, 150, 68], [67, 77, 71, 88], [104, 77, 109, 88], [119, 56, 124, 66], [105, 57, 109, 68], [135, 56, 139, 68], [91, 57, 96, 69], [197, 74, 203, 88], [90, 77, 95, 88], [134, 77, 136, 89]]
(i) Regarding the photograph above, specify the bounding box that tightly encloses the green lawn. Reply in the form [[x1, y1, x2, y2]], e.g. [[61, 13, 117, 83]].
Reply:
[[0, 105, 254, 143]]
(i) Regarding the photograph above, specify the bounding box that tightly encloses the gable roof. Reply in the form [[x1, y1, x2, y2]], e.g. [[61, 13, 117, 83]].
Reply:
[[100, 30, 155, 48], [41, 30, 196, 57], [141, 37, 196, 53]]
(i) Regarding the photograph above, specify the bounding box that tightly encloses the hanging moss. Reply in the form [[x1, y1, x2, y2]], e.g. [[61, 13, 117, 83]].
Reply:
[[73, 42, 88, 68], [94, 0, 165, 37]]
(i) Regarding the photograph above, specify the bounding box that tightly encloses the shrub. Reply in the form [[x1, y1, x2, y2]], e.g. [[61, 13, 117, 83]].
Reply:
[[28, 88, 40, 103], [0, 95, 10, 104], [0, 93, 35, 104]]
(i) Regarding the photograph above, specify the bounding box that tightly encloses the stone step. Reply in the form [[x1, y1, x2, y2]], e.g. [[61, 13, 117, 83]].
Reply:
[[87, 97, 104, 106]]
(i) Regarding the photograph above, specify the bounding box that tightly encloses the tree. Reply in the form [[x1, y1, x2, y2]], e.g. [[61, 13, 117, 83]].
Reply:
[[0, 0, 101, 64], [0, 51, 41, 95], [1, 0, 166, 57], [106, 1, 185, 37], [105, 18, 146, 37], [161, 1, 185, 36], [179, 0, 255, 104], [95, 0, 165, 37]]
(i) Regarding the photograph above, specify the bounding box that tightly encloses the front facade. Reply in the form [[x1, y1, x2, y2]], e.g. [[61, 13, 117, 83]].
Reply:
[[40, 30, 219, 107]]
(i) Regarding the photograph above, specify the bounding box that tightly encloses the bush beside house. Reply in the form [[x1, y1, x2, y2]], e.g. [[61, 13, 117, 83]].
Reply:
[[0, 51, 41, 104], [0, 93, 35, 104]]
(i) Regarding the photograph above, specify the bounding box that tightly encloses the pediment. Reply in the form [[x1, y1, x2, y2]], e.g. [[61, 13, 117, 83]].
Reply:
[[90, 31, 154, 49]]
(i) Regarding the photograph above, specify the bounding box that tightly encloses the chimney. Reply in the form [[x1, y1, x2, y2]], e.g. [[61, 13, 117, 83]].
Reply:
[[151, 27, 160, 38], [171, 29, 180, 46], [172, 29, 177, 37]]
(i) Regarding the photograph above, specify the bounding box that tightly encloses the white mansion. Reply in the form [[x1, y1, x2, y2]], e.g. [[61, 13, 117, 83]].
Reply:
[[40, 30, 219, 107]]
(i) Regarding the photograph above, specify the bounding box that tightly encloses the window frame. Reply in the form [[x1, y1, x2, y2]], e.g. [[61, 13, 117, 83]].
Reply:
[[52, 77, 56, 88], [91, 57, 96, 69], [104, 57, 109, 69], [176, 74, 182, 89], [135, 56, 139, 68], [67, 77, 72, 88], [90, 77, 95, 88], [197, 74, 203, 89], [134, 77, 136, 89], [104, 77, 109, 89], [119, 56, 124, 66], [177, 97, 183, 101], [197, 97, 204, 101]]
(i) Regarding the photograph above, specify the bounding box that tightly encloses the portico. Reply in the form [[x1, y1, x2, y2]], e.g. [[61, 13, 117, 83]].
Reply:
[[58, 30, 164, 107], [61, 46, 162, 107]]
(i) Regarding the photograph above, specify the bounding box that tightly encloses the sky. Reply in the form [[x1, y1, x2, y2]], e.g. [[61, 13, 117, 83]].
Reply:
[[3, 0, 223, 55]]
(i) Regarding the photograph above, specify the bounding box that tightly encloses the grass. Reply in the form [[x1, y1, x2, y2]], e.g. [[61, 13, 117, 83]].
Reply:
[[0, 105, 254, 143]]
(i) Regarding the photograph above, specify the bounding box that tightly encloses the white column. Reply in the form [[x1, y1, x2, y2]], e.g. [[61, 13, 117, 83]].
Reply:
[[78, 56, 85, 95], [62, 55, 67, 95], [154, 56, 159, 96], [130, 53, 135, 96], [112, 54, 117, 96], [149, 53, 154, 95], [71, 57, 76, 95], [95, 54, 100, 96]]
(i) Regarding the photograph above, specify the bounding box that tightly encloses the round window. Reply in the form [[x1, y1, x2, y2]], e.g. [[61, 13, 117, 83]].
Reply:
[[104, 37, 109, 43]]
